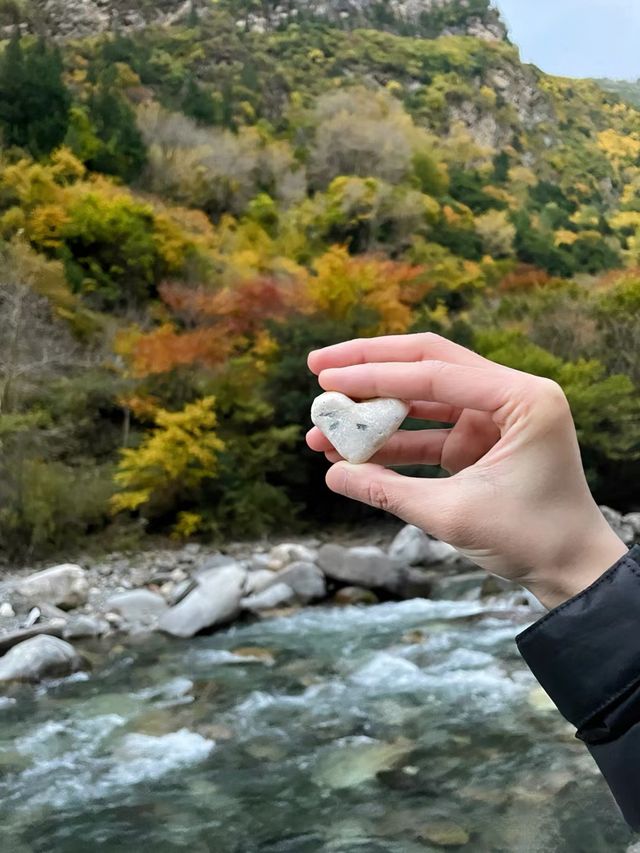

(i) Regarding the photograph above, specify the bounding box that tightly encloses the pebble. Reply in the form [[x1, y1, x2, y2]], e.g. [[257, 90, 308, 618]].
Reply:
[[311, 392, 409, 464]]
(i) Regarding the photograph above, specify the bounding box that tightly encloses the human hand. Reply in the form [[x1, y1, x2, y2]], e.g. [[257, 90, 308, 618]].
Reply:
[[307, 333, 628, 609]]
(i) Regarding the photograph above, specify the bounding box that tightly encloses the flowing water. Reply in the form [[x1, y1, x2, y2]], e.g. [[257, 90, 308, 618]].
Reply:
[[0, 599, 634, 852]]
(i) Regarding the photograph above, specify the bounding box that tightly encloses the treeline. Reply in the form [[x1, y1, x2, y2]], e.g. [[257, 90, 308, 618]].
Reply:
[[0, 12, 639, 560]]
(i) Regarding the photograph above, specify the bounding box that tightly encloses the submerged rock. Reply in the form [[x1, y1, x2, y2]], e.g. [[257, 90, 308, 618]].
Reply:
[[0, 635, 84, 682], [313, 736, 413, 790], [333, 587, 379, 606], [416, 821, 470, 847], [318, 544, 401, 592], [159, 564, 247, 638], [15, 564, 89, 610], [429, 571, 486, 601], [311, 391, 409, 464]]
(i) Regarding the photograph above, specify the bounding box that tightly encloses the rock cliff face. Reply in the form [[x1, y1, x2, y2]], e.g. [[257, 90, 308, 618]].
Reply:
[[15, 0, 507, 42]]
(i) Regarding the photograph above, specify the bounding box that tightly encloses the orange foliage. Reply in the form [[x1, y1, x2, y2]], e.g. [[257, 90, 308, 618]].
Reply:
[[498, 265, 552, 293], [131, 323, 231, 377]]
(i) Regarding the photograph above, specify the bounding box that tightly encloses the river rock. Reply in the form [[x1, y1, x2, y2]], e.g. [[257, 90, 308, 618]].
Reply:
[[0, 602, 15, 618], [63, 614, 110, 639], [600, 505, 635, 545], [159, 564, 247, 638], [623, 512, 640, 539], [15, 564, 89, 610], [276, 562, 326, 603], [267, 543, 319, 570], [389, 525, 461, 567], [241, 582, 296, 612], [429, 571, 486, 601], [318, 544, 401, 592], [105, 589, 168, 628], [311, 392, 410, 464], [416, 821, 470, 847], [245, 570, 277, 596], [333, 586, 379, 606], [393, 568, 433, 600], [0, 635, 84, 682]]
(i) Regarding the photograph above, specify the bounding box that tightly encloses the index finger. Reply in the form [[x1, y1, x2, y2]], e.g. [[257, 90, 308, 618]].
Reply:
[[308, 333, 487, 375], [319, 361, 516, 414]]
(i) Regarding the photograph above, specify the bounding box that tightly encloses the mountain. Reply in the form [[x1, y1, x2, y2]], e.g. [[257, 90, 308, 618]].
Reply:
[[595, 78, 640, 109], [1, 0, 640, 557], [4, 0, 506, 41]]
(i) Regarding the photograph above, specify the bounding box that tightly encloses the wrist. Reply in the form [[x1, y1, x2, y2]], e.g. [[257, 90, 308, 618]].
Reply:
[[525, 524, 629, 611]]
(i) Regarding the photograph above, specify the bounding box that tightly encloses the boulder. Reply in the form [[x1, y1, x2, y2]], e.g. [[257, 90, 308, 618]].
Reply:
[[0, 635, 84, 683], [276, 562, 326, 603], [105, 589, 168, 628], [241, 582, 296, 612], [318, 544, 401, 591], [267, 543, 319, 570], [600, 505, 635, 546], [429, 571, 487, 601], [159, 564, 247, 638], [480, 574, 522, 598], [15, 564, 89, 610]]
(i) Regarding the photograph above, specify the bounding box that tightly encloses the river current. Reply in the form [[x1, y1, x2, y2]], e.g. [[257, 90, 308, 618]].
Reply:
[[0, 599, 634, 852]]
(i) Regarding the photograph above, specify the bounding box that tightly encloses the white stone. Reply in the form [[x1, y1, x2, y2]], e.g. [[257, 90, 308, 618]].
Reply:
[[16, 564, 89, 610], [311, 392, 409, 465], [241, 583, 296, 612], [0, 635, 83, 683], [0, 602, 15, 618]]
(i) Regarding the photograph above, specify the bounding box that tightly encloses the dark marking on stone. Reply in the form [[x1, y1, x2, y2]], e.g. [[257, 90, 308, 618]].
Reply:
[[321, 410, 338, 418], [329, 422, 340, 431], [356, 423, 369, 431]]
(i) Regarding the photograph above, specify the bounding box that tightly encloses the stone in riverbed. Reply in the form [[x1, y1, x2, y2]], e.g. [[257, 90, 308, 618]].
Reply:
[[105, 589, 168, 629], [245, 569, 277, 596], [0, 635, 84, 682], [429, 571, 486, 601], [389, 524, 460, 567], [267, 543, 319, 570], [63, 615, 110, 640], [241, 582, 296, 612], [276, 561, 326, 603], [318, 544, 401, 592], [333, 586, 379, 606], [600, 505, 635, 545], [15, 564, 89, 610], [311, 392, 409, 464], [159, 564, 247, 638], [416, 821, 470, 847]]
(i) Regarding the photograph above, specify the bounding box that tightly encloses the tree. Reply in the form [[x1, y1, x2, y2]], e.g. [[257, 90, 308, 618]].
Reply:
[[0, 33, 70, 157], [110, 396, 225, 524], [83, 83, 147, 182], [0, 262, 79, 416]]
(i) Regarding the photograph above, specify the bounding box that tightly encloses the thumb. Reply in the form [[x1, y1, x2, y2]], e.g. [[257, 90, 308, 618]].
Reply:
[[325, 461, 446, 531]]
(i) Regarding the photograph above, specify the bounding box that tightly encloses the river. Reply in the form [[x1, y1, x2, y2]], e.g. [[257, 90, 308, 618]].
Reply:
[[0, 598, 634, 852]]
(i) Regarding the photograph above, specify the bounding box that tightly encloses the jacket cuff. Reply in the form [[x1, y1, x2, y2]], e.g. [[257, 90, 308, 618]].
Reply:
[[517, 545, 640, 738]]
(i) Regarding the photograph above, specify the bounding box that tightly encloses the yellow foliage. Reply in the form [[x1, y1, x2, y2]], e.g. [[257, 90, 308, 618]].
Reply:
[[111, 396, 225, 514], [308, 245, 427, 334], [554, 229, 579, 247], [597, 129, 640, 163], [171, 511, 204, 540], [610, 211, 640, 232]]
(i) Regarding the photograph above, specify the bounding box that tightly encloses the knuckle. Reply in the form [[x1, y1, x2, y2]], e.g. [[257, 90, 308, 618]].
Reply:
[[366, 480, 397, 514], [529, 378, 571, 424]]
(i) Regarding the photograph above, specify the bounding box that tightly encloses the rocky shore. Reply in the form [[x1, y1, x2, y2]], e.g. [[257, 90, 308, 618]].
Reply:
[[0, 506, 638, 685]]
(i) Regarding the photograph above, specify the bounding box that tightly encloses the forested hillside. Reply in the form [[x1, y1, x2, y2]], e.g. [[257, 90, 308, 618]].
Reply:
[[1, 0, 639, 559]]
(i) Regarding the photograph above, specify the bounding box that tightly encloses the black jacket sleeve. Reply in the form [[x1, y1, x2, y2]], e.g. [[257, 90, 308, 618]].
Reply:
[[517, 544, 640, 830]]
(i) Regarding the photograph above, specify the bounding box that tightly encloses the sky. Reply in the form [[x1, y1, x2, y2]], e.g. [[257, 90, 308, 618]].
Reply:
[[495, 0, 640, 80]]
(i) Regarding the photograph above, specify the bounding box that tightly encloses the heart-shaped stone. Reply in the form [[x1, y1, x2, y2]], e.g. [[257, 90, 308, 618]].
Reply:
[[311, 392, 410, 464]]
